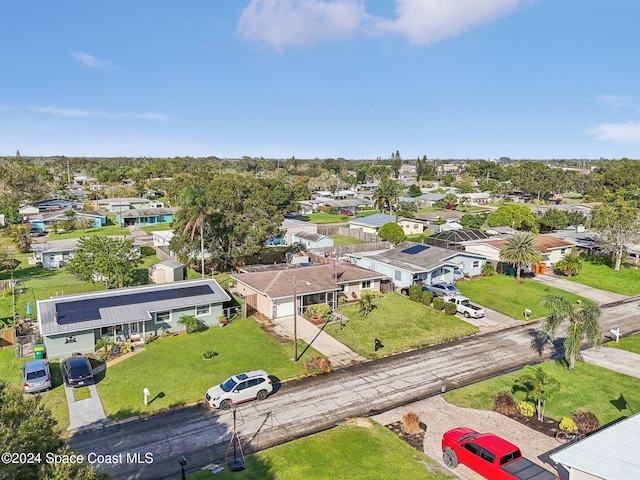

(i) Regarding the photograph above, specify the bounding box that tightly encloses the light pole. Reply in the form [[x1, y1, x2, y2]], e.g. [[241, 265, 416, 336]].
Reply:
[[11, 270, 17, 323], [293, 276, 310, 362]]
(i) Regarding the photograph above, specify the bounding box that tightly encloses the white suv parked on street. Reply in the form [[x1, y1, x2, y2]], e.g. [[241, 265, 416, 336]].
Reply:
[[205, 370, 273, 409]]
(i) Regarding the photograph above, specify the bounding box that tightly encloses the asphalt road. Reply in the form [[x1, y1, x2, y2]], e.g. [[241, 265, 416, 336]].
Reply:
[[70, 297, 640, 480]]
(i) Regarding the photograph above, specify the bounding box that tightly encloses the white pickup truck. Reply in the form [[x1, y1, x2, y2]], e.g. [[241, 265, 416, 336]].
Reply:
[[445, 295, 485, 318]]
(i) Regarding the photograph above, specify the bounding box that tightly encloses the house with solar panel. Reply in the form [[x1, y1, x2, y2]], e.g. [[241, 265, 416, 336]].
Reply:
[[36, 278, 230, 358], [347, 241, 486, 290]]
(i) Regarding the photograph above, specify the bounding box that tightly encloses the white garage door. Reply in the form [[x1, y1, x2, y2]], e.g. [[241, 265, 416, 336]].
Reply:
[[276, 300, 294, 318]]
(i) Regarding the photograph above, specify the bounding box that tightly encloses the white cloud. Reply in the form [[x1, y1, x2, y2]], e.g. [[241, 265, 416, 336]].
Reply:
[[374, 0, 522, 46], [588, 122, 640, 144], [26, 105, 168, 121], [237, 0, 366, 50], [236, 0, 525, 49], [595, 95, 637, 109], [72, 52, 116, 71]]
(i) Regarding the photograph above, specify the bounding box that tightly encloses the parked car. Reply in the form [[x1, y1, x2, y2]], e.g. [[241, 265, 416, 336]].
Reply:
[[445, 295, 485, 318], [337, 209, 354, 216], [61, 356, 94, 387], [442, 428, 558, 480], [427, 283, 461, 297], [21, 360, 52, 393], [205, 370, 273, 409]]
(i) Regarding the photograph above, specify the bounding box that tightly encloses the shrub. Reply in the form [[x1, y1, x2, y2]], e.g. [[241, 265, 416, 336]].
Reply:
[[202, 350, 218, 360], [517, 401, 535, 417], [408, 285, 422, 302], [177, 315, 202, 334], [401, 412, 421, 435], [444, 302, 457, 315], [559, 417, 578, 433], [432, 297, 445, 310], [302, 353, 331, 375], [421, 290, 433, 306], [494, 391, 518, 416], [305, 303, 331, 319], [573, 410, 600, 433], [481, 263, 496, 276]]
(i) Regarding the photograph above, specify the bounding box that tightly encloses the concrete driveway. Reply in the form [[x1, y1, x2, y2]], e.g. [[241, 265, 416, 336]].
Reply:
[[530, 274, 629, 304]]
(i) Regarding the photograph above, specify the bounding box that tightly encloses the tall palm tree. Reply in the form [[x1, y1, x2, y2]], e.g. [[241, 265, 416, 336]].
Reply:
[[373, 178, 401, 215], [538, 295, 603, 370], [177, 184, 210, 278], [442, 193, 458, 209], [499, 232, 542, 282]]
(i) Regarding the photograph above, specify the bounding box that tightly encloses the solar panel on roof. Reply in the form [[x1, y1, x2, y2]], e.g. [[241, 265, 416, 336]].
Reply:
[[401, 244, 429, 255], [54, 284, 214, 325]]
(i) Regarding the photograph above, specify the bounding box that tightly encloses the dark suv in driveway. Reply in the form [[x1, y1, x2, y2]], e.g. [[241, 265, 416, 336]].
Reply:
[[61, 356, 94, 387]]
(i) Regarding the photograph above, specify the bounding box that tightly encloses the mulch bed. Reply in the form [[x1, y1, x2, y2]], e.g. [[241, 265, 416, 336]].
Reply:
[[386, 421, 428, 451], [504, 413, 559, 438]]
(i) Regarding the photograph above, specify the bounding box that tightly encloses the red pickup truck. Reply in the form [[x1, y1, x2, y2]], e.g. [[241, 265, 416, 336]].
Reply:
[[442, 427, 558, 480]]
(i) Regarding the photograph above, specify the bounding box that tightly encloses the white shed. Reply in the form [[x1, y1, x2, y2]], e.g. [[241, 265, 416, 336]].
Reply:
[[149, 260, 185, 284]]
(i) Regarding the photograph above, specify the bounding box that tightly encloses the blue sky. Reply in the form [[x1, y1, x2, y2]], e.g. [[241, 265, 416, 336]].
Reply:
[[1, 1, 639, 160]]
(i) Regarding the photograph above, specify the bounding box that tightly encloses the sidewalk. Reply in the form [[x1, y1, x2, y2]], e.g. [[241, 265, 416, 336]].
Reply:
[[529, 273, 628, 304], [271, 315, 367, 367], [580, 346, 640, 379]]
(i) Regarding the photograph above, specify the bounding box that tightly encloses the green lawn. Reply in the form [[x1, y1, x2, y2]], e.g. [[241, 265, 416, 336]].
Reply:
[[562, 260, 640, 296], [96, 319, 321, 420], [329, 234, 365, 246], [456, 275, 586, 320], [325, 293, 478, 359], [46, 225, 126, 240], [442, 359, 640, 425], [605, 333, 640, 354], [141, 223, 173, 234], [186, 419, 452, 480], [0, 349, 70, 430]]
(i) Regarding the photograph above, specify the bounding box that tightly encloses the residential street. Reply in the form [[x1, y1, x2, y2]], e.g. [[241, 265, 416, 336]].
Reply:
[[69, 297, 640, 480]]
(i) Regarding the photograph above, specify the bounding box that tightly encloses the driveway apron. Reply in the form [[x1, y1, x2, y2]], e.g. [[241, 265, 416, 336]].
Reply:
[[64, 362, 108, 432]]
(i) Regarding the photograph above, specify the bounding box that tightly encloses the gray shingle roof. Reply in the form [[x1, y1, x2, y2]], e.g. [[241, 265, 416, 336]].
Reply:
[[37, 279, 230, 336]]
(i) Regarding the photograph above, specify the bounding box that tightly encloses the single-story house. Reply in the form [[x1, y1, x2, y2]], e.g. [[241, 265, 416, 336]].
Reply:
[[30, 210, 106, 231], [36, 278, 230, 358], [348, 241, 486, 289], [153, 229, 175, 247], [292, 231, 334, 249], [299, 198, 372, 215], [19, 198, 84, 216], [463, 234, 576, 268], [550, 412, 640, 480], [455, 192, 490, 205], [414, 193, 446, 207], [32, 236, 141, 269], [230, 263, 388, 319], [397, 217, 430, 235], [95, 197, 155, 212], [279, 219, 318, 245], [115, 207, 176, 227], [349, 213, 398, 234]]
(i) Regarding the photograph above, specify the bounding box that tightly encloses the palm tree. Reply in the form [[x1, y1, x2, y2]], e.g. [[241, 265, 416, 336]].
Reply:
[[513, 366, 560, 421], [177, 184, 210, 278], [443, 193, 458, 209], [177, 314, 201, 334], [373, 178, 401, 215], [499, 232, 542, 282], [538, 295, 603, 370], [554, 251, 582, 276]]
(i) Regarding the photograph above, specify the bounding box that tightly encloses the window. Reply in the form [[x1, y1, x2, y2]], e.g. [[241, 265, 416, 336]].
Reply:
[[155, 311, 170, 324], [196, 305, 210, 316], [480, 449, 495, 463], [472, 260, 480, 268], [394, 270, 402, 281], [463, 443, 480, 456], [361, 280, 371, 289]]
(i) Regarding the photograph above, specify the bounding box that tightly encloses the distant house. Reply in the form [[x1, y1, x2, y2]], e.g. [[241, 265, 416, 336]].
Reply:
[[230, 263, 388, 319], [349, 213, 398, 234], [37, 278, 230, 358], [463, 234, 576, 267], [115, 207, 176, 227], [348, 241, 486, 289], [95, 197, 155, 212], [32, 236, 141, 269], [19, 198, 84, 217], [291, 231, 334, 249], [30, 210, 106, 231], [279, 219, 318, 245]]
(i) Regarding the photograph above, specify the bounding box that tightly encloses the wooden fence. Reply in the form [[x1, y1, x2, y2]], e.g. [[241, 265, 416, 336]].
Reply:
[[0, 328, 15, 350]]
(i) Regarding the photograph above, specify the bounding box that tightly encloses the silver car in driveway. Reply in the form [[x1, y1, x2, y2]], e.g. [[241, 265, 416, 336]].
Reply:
[[427, 283, 462, 297], [21, 360, 52, 393]]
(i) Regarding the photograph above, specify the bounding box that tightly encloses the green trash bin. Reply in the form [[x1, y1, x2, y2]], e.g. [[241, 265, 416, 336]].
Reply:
[[508, 267, 516, 277], [33, 344, 45, 360]]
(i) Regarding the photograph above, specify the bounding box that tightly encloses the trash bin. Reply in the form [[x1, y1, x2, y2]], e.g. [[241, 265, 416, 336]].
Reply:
[[508, 267, 516, 277], [539, 264, 546, 274], [33, 344, 45, 360]]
